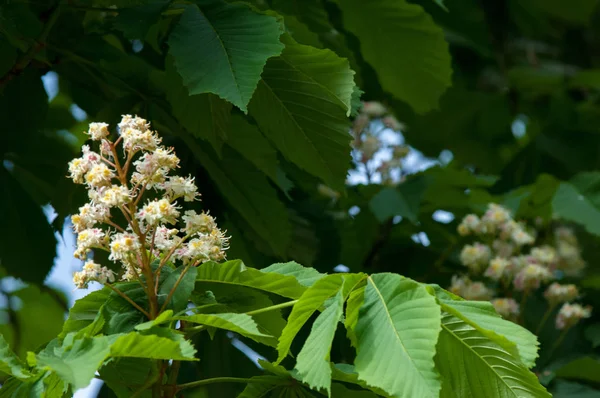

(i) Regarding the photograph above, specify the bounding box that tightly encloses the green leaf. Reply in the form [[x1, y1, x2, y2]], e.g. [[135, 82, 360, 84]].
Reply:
[[168, 0, 284, 112], [276, 275, 344, 363], [295, 289, 344, 395], [164, 59, 232, 154], [330, 383, 379, 398], [37, 335, 115, 391], [330, 364, 389, 397], [226, 115, 278, 181], [344, 285, 365, 348], [552, 380, 600, 398], [157, 265, 198, 312], [179, 313, 273, 344], [196, 260, 307, 299], [521, 0, 599, 25], [0, 168, 56, 284], [261, 261, 325, 287], [38, 330, 196, 390], [248, 34, 354, 188], [112, 0, 169, 39], [134, 310, 174, 331], [585, 323, 600, 348], [555, 357, 600, 382], [237, 375, 315, 397], [338, 0, 452, 113], [0, 335, 31, 379], [61, 289, 111, 337], [354, 274, 441, 397], [553, 173, 600, 236], [102, 283, 148, 334], [369, 185, 421, 224], [110, 328, 197, 361], [434, 288, 540, 368], [176, 133, 291, 255], [99, 358, 155, 398], [435, 312, 551, 398], [0, 286, 65, 358]]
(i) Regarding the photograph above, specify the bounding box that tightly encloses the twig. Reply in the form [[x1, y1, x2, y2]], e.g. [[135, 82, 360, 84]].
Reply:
[[105, 283, 151, 319]]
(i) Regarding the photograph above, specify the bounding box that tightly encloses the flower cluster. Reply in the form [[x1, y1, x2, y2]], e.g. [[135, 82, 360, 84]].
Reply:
[[67, 115, 229, 288], [73, 260, 115, 289], [350, 101, 409, 185], [449, 203, 591, 330], [555, 303, 592, 330]]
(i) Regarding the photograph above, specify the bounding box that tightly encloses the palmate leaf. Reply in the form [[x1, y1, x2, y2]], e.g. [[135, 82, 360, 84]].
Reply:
[[435, 312, 551, 398], [248, 34, 355, 189], [353, 274, 441, 398], [338, 0, 452, 113], [294, 289, 344, 396], [37, 329, 196, 391], [168, 0, 284, 112], [196, 260, 308, 299], [0, 335, 31, 379], [190, 282, 287, 342], [434, 288, 539, 368], [276, 275, 344, 363]]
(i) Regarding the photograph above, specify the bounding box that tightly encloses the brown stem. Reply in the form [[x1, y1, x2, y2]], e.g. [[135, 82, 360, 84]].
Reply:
[[105, 283, 151, 319], [105, 219, 125, 232]]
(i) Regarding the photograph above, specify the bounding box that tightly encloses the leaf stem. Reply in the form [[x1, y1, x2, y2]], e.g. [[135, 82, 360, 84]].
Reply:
[[177, 377, 257, 391], [105, 283, 151, 319], [246, 300, 299, 316]]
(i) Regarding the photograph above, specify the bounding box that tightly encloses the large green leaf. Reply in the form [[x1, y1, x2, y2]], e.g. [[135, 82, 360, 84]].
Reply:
[[353, 274, 441, 398], [276, 275, 344, 363], [174, 130, 291, 255], [226, 115, 278, 181], [434, 288, 539, 368], [248, 34, 354, 188], [295, 289, 344, 395], [338, 0, 451, 113], [179, 313, 273, 345], [37, 330, 196, 390], [168, 0, 284, 112], [110, 328, 197, 360], [435, 312, 551, 398], [164, 60, 232, 154], [196, 260, 307, 299]]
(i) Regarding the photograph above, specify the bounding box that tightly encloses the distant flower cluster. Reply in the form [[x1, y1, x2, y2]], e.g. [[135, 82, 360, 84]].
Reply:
[[67, 116, 229, 288], [350, 101, 409, 185], [450, 203, 591, 329]]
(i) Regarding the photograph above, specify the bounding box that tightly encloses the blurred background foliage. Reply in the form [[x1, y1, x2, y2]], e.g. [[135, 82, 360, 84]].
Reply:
[[2, 0, 600, 396]]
